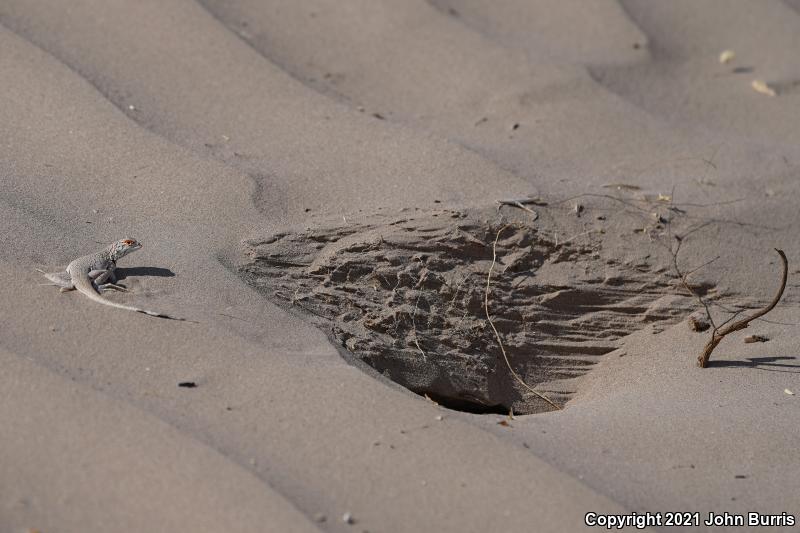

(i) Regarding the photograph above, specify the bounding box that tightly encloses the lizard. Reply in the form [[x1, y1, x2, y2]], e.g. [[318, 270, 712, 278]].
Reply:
[[39, 238, 186, 320]]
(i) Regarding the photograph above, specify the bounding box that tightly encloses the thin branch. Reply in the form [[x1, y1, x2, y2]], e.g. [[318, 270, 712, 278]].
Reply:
[[485, 225, 561, 410], [549, 192, 744, 212], [496, 199, 539, 219], [410, 273, 428, 361], [684, 255, 721, 277], [716, 308, 748, 330], [671, 236, 718, 330], [670, 198, 744, 208], [548, 193, 651, 213], [557, 229, 599, 247]]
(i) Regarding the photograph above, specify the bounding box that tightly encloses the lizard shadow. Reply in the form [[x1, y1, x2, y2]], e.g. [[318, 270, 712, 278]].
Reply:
[[115, 266, 176, 280], [708, 355, 800, 374]]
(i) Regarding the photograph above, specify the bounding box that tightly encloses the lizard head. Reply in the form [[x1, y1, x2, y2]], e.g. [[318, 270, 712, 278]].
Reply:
[[109, 238, 142, 259]]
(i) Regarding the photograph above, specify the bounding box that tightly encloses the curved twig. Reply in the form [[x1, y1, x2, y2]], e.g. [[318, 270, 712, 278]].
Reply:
[[697, 249, 788, 367]]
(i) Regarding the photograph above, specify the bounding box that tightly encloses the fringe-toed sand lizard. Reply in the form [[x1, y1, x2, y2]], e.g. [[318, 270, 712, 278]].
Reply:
[[40, 238, 185, 320]]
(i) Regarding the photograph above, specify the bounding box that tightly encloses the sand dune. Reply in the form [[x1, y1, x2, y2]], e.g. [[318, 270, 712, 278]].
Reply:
[[1, 1, 798, 532], [0, 346, 319, 533], [1, 0, 530, 215]]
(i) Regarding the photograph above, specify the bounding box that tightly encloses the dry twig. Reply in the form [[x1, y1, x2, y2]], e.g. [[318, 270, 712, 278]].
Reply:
[[496, 198, 541, 219], [485, 225, 561, 410], [410, 273, 428, 360]]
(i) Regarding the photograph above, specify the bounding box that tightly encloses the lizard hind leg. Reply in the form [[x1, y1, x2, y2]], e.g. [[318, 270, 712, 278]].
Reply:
[[97, 282, 129, 293]]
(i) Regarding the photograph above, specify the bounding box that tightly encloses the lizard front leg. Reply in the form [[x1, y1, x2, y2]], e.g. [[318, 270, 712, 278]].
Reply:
[[89, 269, 110, 284], [90, 268, 128, 292], [107, 264, 117, 284]]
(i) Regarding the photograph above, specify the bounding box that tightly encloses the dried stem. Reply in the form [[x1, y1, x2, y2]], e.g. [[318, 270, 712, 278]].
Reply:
[[410, 273, 428, 361], [671, 236, 718, 330], [485, 225, 561, 410]]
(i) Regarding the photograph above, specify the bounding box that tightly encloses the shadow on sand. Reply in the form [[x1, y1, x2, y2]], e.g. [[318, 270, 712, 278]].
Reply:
[[115, 266, 176, 280], [709, 355, 800, 373]]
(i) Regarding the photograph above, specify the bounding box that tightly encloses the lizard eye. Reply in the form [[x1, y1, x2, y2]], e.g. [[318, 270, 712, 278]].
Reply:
[[122, 239, 135, 246]]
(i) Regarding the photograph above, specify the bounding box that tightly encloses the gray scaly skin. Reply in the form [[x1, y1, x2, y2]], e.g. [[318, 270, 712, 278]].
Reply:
[[40, 238, 185, 320]]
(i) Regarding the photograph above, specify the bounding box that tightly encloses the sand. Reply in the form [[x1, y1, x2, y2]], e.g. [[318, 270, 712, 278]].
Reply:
[[1, 1, 798, 532]]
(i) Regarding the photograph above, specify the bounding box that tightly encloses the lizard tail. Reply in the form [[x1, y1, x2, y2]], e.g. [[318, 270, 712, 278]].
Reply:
[[40, 269, 74, 288], [72, 275, 187, 321]]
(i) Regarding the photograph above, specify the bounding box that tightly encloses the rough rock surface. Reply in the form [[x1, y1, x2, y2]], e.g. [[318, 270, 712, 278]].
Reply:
[[240, 206, 698, 414]]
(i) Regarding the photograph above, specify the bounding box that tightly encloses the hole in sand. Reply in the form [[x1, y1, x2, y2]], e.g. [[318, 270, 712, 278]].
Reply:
[[239, 207, 697, 414]]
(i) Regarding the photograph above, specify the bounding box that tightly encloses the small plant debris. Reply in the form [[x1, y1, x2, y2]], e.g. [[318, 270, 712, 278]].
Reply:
[[744, 334, 769, 343], [719, 50, 735, 64], [688, 313, 711, 332], [601, 183, 641, 191], [751, 79, 777, 97], [178, 381, 197, 388], [495, 198, 539, 218]]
